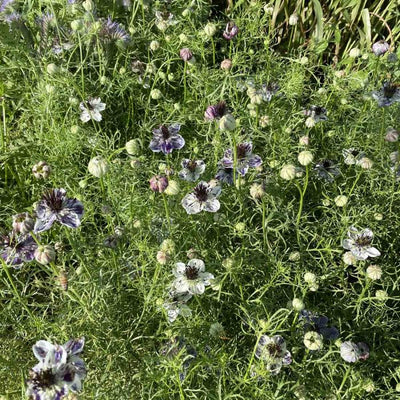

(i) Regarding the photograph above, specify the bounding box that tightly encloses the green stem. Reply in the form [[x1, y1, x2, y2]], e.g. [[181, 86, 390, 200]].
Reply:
[[296, 165, 309, 243], [162, 193, 171, 234]]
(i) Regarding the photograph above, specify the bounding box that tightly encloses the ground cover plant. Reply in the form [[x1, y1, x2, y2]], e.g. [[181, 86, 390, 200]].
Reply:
[[1, 0, 400, 399]]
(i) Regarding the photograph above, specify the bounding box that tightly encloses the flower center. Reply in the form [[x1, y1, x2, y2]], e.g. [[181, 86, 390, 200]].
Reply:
[[383, 83, 397, 98], [266, 343, 282, 358], [29, 369, 56, 389], [43, 190, 64, 213], [187, 160, 197, 172], [193, 183, 209, 202], [185, 265, 199, 280], [236, 144, 248, 160], [355, 236, 371, 247], [161, 125, 170, 140]]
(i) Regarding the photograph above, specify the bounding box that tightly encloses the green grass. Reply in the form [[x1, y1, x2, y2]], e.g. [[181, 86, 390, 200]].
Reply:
[[1, 0, 400, 399]]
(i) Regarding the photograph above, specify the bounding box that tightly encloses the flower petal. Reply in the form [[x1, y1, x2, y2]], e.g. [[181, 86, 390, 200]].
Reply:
[[59, 212, 82, 229], [33, 340, 53, 362], [34, 215, 56, 233], [204, 198, 220, 213], [366, 247, 381, 257], [174, 262, 187, 277], [187, 259, 205, 272], [181, 194, 201, 214]]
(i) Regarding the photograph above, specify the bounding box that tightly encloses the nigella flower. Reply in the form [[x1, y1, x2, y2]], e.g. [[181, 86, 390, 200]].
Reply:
[[163, 291, 192, 323], [79, 98, 106, 123], [303, 105, 328, 125], [34, 189, 84, 233], [1, 233, 37, 267], [215, 163, 234, 185], [150, 124, 185, 155], [178, 159, 206, 182], [173, 259, 214, 295], [342, 226, 380, 260], [299, 310, 339, 340], [372, 40, 389, 56], [155, 11, 177, 31], [342, 148, 366, 165], [372, 82, 400, 107], [99, 17, 130, 43], [258, 83, 280, 102], [314, 159, 340, 182], [340, 341, 369, 363], [255, 335, 292, 375], [26, 337, 86, 400], [221, 142, 262, 176], [223, 21, 239, 40], [204, 101, 227, 121], [181, 181, 221, 214]]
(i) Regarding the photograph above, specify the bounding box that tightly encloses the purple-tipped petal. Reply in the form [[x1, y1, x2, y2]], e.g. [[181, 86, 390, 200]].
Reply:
[[59, 212, 82, 229], [248, 154, 262, 168], [34, 215, 57, 233]]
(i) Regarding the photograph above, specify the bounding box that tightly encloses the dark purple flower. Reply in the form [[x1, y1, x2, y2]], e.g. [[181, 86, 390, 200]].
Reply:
[[314, 159, 340, 182], [204, 101, 227, 121], [299, 310, 339, 340], [223, 21, 238, 40], [372, 40, 389, 56], [150, 124, 185, 155], [179, 48, 193, 62], [99, 16, 130, 43], [34, 189, 84, 233], [215, 164, 234, 185], [1, 233, 38, 267], [372, 82, 400, 107], [150, 175, 169, 193], [221, 142, 262, 176]]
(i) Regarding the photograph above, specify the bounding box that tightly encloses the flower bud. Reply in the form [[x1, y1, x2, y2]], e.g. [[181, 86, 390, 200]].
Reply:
[[359, 157, 373, 169], [182, 8, 191, 17], [70, 19, 83, 31], [149, 40, 159, 51], [375, 289, 388, 300], [366, 265, 382, 280], [150, 89, 162, 100], [220, 59, 232, 70], [259, 115, 270, 127], [179, 48, 193, 62], [250, 183, 265, 200], [298, 151, 313, 166], [164, 179, 179, 195], [82, 0, 94, 12], [88, 156, 108, 178], [32, 161, 51, 179], [149, 175, 168, 193], [343, 251, 356, 265], [372, 40, 389, 56], [292, 298, 304, 311], [374, 213, 383, 221], [288, 13, 298, 25], [187, 248, 198, 259], [204, 22, 217, 37], [34, 245, 56, 265], [334, 195, 348, 207], [385, 128, 399, 142], [349, 48, 361, 58], [209, 322, 225, 338], [303, 272, 317, 283], [12, 213, 34, 234], [300, 56, 308, 65], [125, 139, 141, 155], [46, 63, 58, 75], [156, 250, 170, 265], [305, 117, 316, 128], [299, 136, 310, 146], [304, 331, 323, 350], [289, 251, 301, 261], [280, 164, 296, 180], [219, 113, 236, 131]]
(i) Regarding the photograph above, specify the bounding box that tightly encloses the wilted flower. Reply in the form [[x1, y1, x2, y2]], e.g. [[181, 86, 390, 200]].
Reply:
[[314, 159, 340, 182], [303, 106, 328, 124], [204, 101, 227, 121], [223, 21, 239, 40], [34, 189, 84, 233], [1, 233, 37, 267], [26, 337, 86, 400], [342, 227, 380, 260], [178, 159, 206, 182], [304, 331, 323, 351], [34, 245, 56, 265], [299, 310, 339, 340], [12, 212, 34, 234], [150, 124, 185, 155], [181, 181, 221, 214], [372, 82, 400, 107], [99, 17, 130, 43], [220, 142, 262, 176], [32, 161, 51, 179], [340, 341, 369, 363], [173, 259, 214, 295], [79, 97, 106, 122], [372, 40, 389, 56], [88, 157, 108, 178], [149, 175, 169, 193], [163, 291, 192, 323], [255, 335, 292, 375]]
